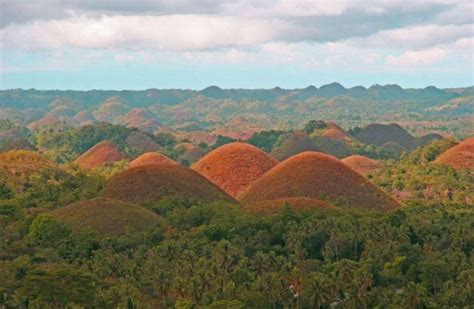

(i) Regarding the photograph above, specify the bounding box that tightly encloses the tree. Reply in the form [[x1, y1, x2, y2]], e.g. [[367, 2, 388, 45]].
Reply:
[[28, 216, 71, 246]]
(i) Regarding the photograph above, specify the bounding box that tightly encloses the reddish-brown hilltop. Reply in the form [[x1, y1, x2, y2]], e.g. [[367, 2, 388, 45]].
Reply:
[[238, 151, 401, 211], [322, 128, 349, 141], [129, 152, 177, 168], [342, 155, 384, 175], [435, 137, 474, 171], [193, 142, 278, 198], [102, 161, 235, 204], [75, 140, 129, 170]]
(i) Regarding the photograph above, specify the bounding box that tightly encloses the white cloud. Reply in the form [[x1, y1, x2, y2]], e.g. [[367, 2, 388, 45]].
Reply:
[[353, 23, 472, 49], [386, 48, 448, 66], [0, 14, 287, 50]]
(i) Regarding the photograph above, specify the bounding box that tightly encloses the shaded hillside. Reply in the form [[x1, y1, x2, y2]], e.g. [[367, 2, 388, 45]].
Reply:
[[49, 197, 160, 236], [271, 131, 321, 161]]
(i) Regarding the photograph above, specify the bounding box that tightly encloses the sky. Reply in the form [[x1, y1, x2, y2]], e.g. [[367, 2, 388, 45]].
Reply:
[[0, 0, 473, 90]]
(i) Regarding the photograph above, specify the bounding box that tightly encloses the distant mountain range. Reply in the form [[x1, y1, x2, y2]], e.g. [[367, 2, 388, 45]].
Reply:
[[1, 84, 471, 109]]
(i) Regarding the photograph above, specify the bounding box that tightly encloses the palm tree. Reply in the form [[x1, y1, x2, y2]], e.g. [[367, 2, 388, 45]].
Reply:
[[399, 282, 430, 309]]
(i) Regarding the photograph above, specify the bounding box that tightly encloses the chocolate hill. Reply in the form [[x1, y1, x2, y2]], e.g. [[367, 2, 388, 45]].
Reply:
[[342, 155, 384, 175], [75, 140, 129, 170], [125, 131, 162, 153], [102, 161, 235, 204], [193, 142, 278, 198], [238, 152, 401, 211], [355, 123, 415, 149], [129, 152, 177, 168], [322, 128, 349, 141], [49, 197, 159, 236], [271, 131, 321, 161], [314, 136, 355, 159], [435, 137, 474, 170]]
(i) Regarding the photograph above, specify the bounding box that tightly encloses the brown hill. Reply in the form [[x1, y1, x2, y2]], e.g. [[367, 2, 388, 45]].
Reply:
[[129, 152, 177, 168], [238, 151, 401, 211], [322, 128, 349, 141], [27, 114, 58, 131], [75, 140, 129, 170], [314, 136, 355, 158], [93, 96, 128, 123], [119, 108, 162, 133], [71, 111, 96, 126], [271, 131, 321, 161], [243, 197, 334, 215], [342, 155, 384, 175], [49, 197, 159, 236], [192, 142, 278, 198], [355, 123, 415, 149], [435, 137, 474, 170], [125, 131, 162, 153], [102, 162, 235, 204]]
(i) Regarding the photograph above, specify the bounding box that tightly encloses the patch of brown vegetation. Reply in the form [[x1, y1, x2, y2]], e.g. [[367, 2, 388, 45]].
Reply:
[[238, 151, 401, 211], [75, 140, 129, 170], [271, 131, 321, 161], [129, 152, 177, 168], [435, 137, 474, 170], [243, 197, 334, 215], [102, 162, 235, 204], [49, 197, 159, 236], [342, 155, 384, 175], [193, 142, 278, 198]]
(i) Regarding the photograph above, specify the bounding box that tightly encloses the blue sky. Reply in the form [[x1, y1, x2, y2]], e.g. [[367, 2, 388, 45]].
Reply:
[[1, 0, 473, 90]]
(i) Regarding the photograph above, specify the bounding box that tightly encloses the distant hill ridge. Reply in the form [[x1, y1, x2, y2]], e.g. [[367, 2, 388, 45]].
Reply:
[[0, 84, 462, 109]]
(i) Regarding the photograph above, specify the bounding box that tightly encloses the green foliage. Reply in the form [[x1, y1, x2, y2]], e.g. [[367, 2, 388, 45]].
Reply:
[[29, 216, 71, 246], [304, 120, 327, 134], [247, 130, 285, 152]]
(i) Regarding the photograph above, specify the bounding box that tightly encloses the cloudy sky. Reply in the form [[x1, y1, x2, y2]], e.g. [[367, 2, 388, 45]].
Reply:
[[0, 0, 472, 89]]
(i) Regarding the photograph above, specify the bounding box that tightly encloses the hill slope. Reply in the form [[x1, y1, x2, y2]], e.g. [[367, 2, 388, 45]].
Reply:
[[435, 137, 474, 170], [102, 162, 235, 204], [75, 140, 129, 169], [49, 197, 159, 236], [239, 151, 401, 211]]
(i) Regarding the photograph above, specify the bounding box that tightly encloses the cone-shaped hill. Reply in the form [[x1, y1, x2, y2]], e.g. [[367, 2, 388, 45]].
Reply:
[[102, 161, 235, 204], [435, 137, 474, 171], [75, 140, 129, 170], [49, 197, 159, 237], [342, 155, 384, 175], [238, 152, 401, 211], [193, 142, 278, 198], [271, 131, 321, 161], [129, 152, 178, 169], [322, 128, 349, 141], [355, 123, 415, 149]]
